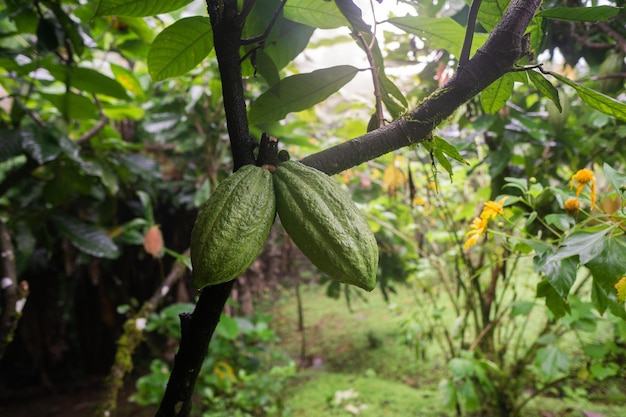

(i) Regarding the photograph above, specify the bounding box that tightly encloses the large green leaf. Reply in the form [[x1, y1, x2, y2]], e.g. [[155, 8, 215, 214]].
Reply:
[[248, 65, 359, 125], [52, 215, 120, 259], [44, 64, 129, 99], [550, 228, 610, 264], [388, 16, 488, 56], [477, 0, 511, 32], [586, 236, 626, 291], [549, 72, 626, 122], [147, 16, 214, 81], [40, 92, 99, 120], [535, 253, 577, 298], [480, 73, 514, 114], [538, 6, 620, 22], [94, 0, 194, 17], [283, 0, 349, 29]]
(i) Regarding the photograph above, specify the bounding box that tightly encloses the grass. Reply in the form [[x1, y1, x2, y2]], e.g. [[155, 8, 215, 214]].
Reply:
[[262, 282, 626, 417]]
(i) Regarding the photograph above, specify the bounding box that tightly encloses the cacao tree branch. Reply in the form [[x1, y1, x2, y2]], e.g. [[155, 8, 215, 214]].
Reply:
[[156, 1, 251, 416], [302, 0, 541, 175], [459, 0, 483, 67]]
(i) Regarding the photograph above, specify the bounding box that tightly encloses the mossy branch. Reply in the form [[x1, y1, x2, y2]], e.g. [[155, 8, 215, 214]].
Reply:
[[96, 250, 188, 417]]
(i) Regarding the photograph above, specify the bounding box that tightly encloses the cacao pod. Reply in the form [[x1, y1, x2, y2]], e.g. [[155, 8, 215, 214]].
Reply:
[[274, 161, 378, 291], [143, 225, 164, 258], [191, 165, 276, 288], [546, 93, 570, 134], [597, 51, 624, 94]]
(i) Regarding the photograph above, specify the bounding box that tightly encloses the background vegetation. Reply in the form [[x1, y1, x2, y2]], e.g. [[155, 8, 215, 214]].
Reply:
[[1, 0, 625, 416]]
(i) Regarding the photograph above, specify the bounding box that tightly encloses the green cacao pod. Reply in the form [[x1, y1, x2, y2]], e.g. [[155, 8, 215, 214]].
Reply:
[[597, 51, 624, 94], [546, 93, 570, 134], [274, 161, 378, 291], [191, 165, 276, 288]]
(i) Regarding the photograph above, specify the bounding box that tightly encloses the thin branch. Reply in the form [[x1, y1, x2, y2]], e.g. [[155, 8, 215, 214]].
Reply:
[[459, 0, 482, 67], [596, 21, 626, 54], [355, 31, 384, 128], [240, 0, 287, 45], [76, 115, 108, 144]]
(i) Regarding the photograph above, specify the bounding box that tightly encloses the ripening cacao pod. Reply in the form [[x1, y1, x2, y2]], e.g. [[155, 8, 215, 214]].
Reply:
[[273, 161, 378, 291], [143, 225, 164, 258], [191, 165, 276, 288], [597, 51, 624, 94]]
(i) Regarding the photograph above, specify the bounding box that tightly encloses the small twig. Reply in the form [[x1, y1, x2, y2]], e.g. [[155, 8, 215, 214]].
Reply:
[[459, 0, 482, 67], [355, 31, 384, 128], [76, 115, 108, 144], [596, 21, 626, 54]]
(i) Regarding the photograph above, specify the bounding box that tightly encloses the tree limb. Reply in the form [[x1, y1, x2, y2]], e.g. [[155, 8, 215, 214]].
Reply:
[[302, 0, 540, 175]]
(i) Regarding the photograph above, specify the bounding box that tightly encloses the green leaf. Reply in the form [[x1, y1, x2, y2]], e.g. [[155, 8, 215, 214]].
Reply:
[[480, 73, 514, 114], [0, 129, 26, 163], [591, 280, 626, 319], [544, 214, 574, 232], [433, 136, 469, 166], [147, 16, 214, 81], [52, 215, 120, 259], [137, 190, 155, 226], [528, 70, 561, 111], [535, 345, 570, 380], [248, 65, 359, 125], [335, 0, 370, 32], [550, 228, 610, 264], [603, 163, 626, 196], [94, 0, 194, 17], [44, 64, 129, 99], [535, 253, 577, 298], [477, 0, 511, 32], [537, 6, 620, 22], [537, 280, 570, 318], [549, 71, 626, 122], [48, 2, 85, 56], [215, 314, 239, 340], [40, 92, 98, 120], [586, 236, 626, 291], [255, 49, 280, 87], [283, 0, 349, 29], [388, 16, 488, 57], [110, 63, 146, 100]]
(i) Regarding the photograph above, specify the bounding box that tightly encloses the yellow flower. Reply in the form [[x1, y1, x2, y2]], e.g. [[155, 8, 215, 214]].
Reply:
[[480, 197, 509, 220], [564, 197, 580, 216], [570, 168, 596, 209], [616, 277, 626, 303], [464, 235, 479, 250], [464, 197, 507, 249]]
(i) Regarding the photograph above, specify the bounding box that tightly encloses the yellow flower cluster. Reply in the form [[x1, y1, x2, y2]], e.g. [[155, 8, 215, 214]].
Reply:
[[464, 197, 508, 249], [569, 168, 596, 210]]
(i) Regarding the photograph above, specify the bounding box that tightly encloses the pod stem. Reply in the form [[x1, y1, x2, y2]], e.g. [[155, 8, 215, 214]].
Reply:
[[257, 132, 279, 168]]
